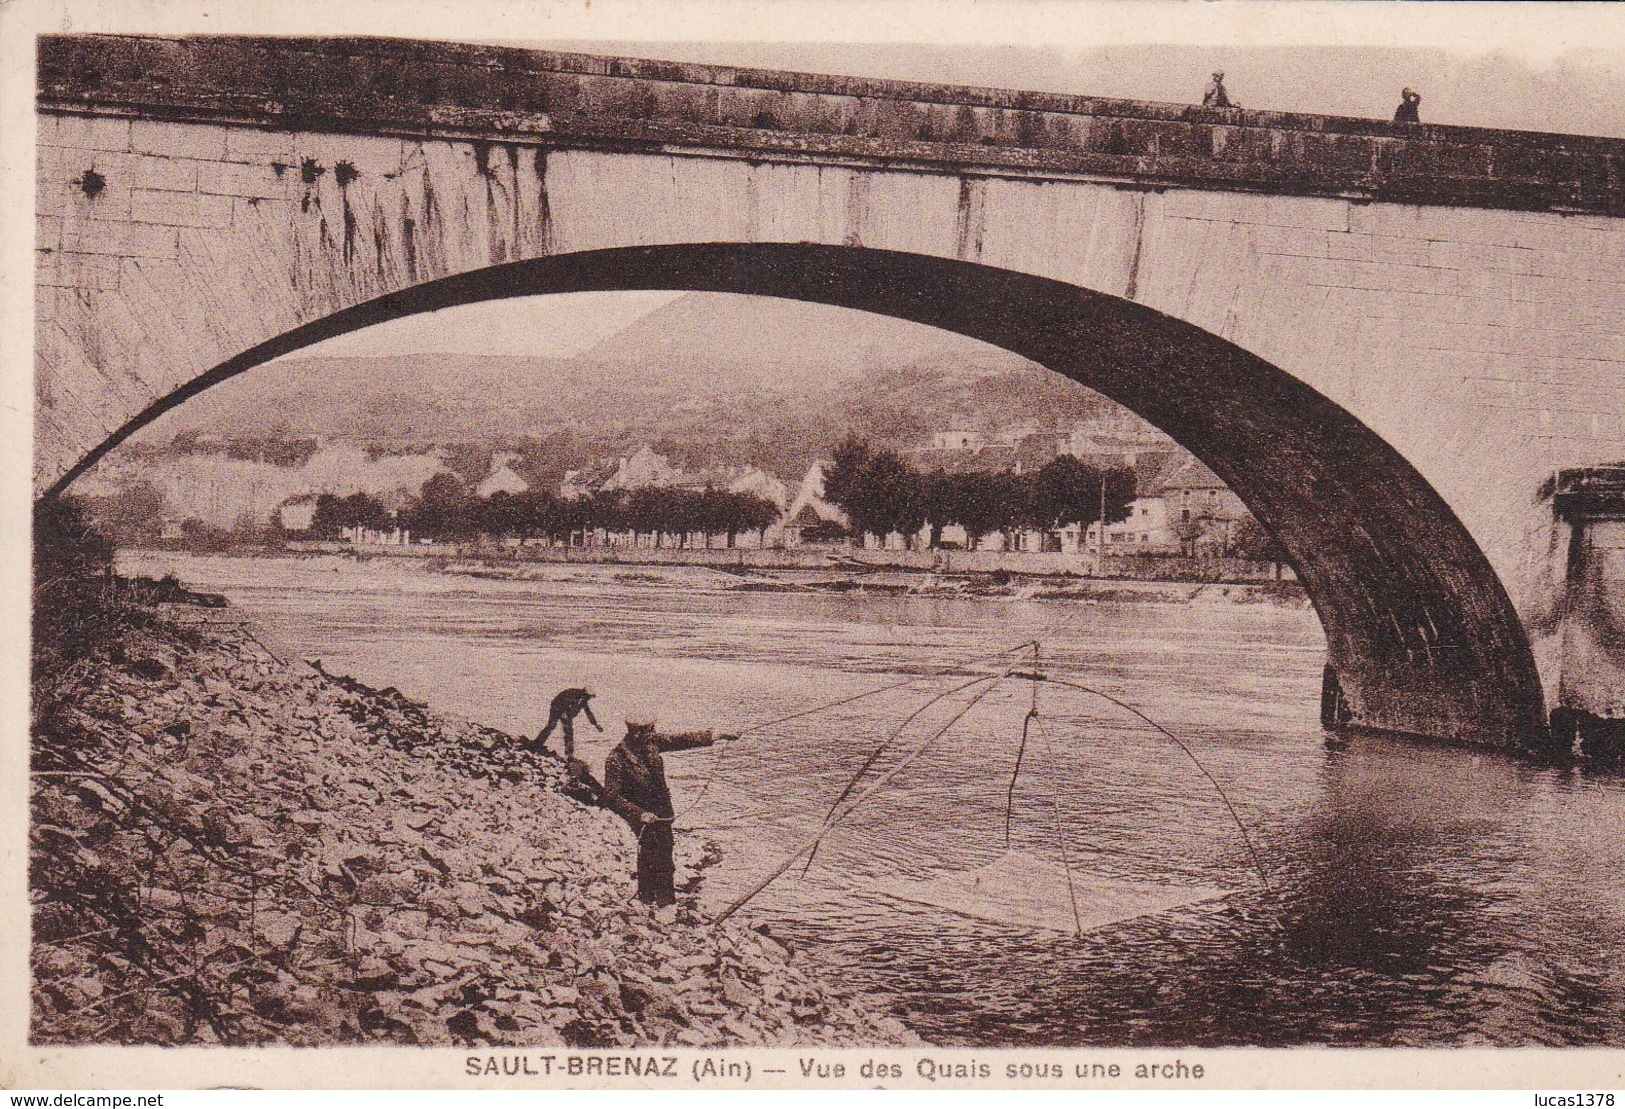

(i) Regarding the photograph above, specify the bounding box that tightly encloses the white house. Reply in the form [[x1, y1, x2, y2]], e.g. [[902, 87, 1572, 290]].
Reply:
[[1156, 456, 1248, 553], [778, 461, 849, 546], [930, 427, 986, 451], [600, 445, 700, 492], [1056, 411, 1174, 457], [726, 466, 789, 509], [1084, 496, 1172, 551], [560, 461, 614, 500], [475, 453, 530, 498], [276, 494, 319, 533]]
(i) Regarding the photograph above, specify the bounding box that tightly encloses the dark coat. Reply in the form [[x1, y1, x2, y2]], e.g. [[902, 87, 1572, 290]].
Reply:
[[600, 730, 715, 827]]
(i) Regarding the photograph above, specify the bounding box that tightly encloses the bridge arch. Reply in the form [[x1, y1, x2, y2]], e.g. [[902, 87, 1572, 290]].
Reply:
[[47, 243, 1547, 747]]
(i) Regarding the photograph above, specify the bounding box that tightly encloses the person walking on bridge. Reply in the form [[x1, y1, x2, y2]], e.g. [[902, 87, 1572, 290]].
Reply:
[[534, 686, 601, 760], [1394, 87, 1422, 123], [597, 711, 734, 907], [1202, 71, 1235, 109]]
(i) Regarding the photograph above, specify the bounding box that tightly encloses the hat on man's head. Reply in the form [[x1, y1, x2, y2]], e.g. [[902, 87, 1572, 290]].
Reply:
[[625, 707, 658, 731]]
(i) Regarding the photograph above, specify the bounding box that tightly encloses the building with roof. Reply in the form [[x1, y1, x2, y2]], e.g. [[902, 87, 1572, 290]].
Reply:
[[560, 460, 615, 500], [779, 461, 850, 546], [1155, 456, 1249, 554], [475, 452, 531, 498], [276, 493, 319, 533], [726, 466, 790, 510], [1084, 496, 1174, 552], [600, 445, 698, 493]]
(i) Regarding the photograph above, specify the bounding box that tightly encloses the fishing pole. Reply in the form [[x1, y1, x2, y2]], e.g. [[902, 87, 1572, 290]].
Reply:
[[799, 669, 1010, 877], [731, 639, 1037, 738], [1039, 674, 1272, 891], [1004, 642, 1041, 850], [1034, 714, 1085, 939], [682, 640, 1037, 818], [713, 673, 1010, 925]]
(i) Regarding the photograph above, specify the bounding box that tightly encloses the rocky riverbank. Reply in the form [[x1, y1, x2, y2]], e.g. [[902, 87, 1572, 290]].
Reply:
[[29, 581, 914, 1047]]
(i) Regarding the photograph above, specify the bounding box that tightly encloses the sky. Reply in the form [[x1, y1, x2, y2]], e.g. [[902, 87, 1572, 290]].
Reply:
[[297, 10, 1625, 362], [318, 293, 685, 359]]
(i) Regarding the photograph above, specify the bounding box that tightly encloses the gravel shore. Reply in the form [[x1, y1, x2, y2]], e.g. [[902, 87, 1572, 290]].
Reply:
[[30, 591, 915, 1047]]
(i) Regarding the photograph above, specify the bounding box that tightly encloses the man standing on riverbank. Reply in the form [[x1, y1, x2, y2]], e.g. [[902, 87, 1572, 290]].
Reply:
[[535, 686, 601, 760], [597, 712, 728, 907]]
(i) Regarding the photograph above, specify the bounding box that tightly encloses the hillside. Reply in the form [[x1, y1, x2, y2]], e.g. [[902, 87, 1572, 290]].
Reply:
[[133, 293, 1114, 480]]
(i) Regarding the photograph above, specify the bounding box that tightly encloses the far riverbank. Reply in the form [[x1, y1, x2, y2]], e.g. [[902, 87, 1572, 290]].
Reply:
[[134, 543, 1309, 608]]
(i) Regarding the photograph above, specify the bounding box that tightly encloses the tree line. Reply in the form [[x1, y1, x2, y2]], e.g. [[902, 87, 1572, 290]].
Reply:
[[318, 476, 782, 548], [822, 436, 1138, 550]]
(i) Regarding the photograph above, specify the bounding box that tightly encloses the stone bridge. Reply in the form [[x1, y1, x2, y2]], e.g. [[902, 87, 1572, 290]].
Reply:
[[33, 34, 1625, 749]]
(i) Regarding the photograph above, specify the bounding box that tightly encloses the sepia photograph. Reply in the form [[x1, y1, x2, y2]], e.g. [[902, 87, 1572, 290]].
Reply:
[[8, 0, 1625, 1091]]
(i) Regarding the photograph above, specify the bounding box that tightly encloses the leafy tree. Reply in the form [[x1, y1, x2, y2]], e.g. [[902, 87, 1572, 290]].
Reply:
[[503, 490, 566, 539], [823, 437, 884, 543], [312, 492, 389, 538], [1172, 513, 1206, 557], [955, 470, 1022, 550], [626, 487, 675, 547], [729, 492, 781, 548], [1101, 466, 1137, 530], [439, 443, 492, 487], [865, 450, 925, 548], [579, 490, 627, 543], [504, 429, 589, 495], [478, 491, 523, 537], [1029, 455, 1099, 530], [921, 469, 958, 549], [823, 437, 927, 547], [83, 479, 166, 547], [551, 493, 594, 546], [404, 473, 475, 539], [1036, 455, 1132, 523]]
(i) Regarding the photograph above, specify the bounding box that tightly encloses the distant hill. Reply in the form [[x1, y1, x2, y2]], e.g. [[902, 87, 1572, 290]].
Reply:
[[134, 292, 1116, 483], [573, 292, 1031, 392]]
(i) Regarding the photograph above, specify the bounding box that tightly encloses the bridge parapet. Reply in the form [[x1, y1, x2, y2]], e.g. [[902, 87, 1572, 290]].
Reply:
[[38, 34, 1625, 216]]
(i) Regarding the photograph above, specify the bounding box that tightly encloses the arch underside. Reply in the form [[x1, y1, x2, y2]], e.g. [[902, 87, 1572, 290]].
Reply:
[[48, 243, 1548, 747]]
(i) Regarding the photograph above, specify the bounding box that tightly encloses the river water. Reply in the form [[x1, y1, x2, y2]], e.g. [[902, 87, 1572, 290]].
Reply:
[[125, 552, 1625, 1047]]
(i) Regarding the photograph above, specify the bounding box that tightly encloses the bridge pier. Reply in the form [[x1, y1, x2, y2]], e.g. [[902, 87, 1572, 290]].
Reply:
[[1550, 467, 1625, 762]]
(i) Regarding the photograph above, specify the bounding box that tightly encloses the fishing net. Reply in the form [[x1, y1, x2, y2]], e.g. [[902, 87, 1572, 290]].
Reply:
[[701, 640, 1269, 927], [876, 850, 1236, 936]]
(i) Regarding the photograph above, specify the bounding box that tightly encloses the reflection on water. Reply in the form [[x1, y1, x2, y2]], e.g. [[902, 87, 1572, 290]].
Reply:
[[124, 553, 1625, 1046]]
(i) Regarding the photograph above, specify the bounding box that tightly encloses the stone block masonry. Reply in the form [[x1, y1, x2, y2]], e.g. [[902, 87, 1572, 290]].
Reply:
[[37, 34, 1625, 217]]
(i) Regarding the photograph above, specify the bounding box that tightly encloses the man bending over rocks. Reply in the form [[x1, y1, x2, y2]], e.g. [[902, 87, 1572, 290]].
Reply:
[[534, 686, 601, 760], [584, 711, 735, 908]]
